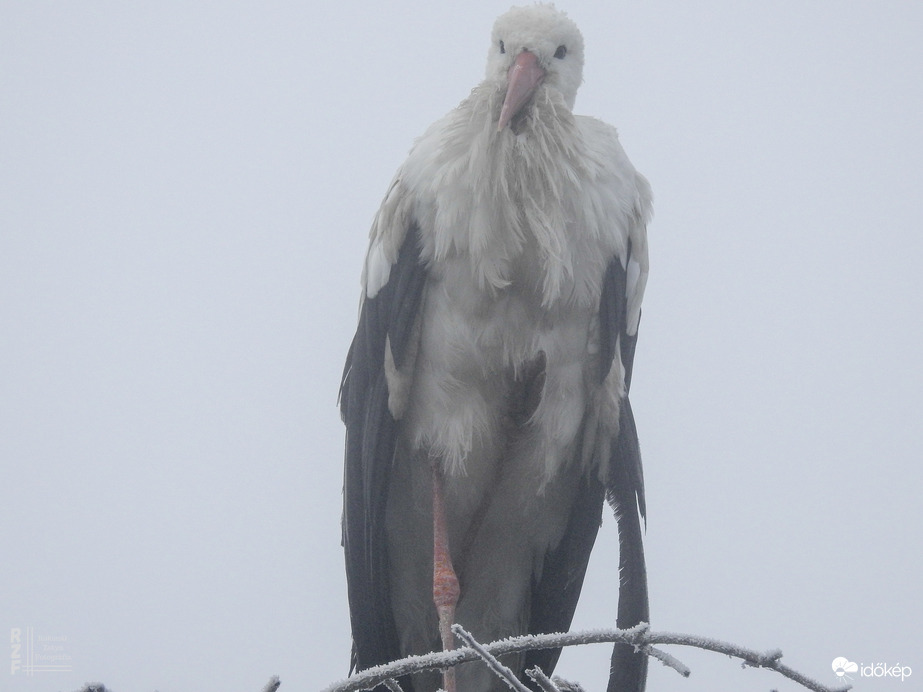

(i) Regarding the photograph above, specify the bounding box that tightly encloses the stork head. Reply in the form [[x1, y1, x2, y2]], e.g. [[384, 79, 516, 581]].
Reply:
[[486, 4, 585, 131]]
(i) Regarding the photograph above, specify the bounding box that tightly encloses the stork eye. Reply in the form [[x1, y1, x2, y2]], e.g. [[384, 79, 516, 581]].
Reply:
[[554, 45, 567, 59], [499, 40, 505, 54]]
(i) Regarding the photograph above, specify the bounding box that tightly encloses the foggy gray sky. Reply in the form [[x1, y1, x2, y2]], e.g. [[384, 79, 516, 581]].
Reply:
[[2, 2, 921, 691]]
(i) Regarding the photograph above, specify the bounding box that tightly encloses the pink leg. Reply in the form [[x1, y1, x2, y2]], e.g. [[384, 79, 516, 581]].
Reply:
[[432, 465, 459, 692]]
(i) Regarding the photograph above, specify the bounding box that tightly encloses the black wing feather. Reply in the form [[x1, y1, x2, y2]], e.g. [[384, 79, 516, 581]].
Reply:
[[602, 250, 649, 692], [606, 394, 649, 692], [598, 255, 628, 382], [340, 224, 426, 687]]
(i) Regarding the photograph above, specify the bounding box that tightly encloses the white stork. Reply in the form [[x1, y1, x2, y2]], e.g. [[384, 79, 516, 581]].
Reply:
[[340, 5, 652, 691]]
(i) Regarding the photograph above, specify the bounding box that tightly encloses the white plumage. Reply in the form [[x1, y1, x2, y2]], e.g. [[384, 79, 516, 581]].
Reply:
[[341, 5, 652, 691]]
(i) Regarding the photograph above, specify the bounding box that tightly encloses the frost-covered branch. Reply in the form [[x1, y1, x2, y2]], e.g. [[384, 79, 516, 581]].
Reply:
[[73, 677, 284, 692], [524, 666, 561, 692], [452, 624, 532, 692], [321, 624, 852, 692], [382, 678, 404, 692], [642, 643, 690, 678], [645, 631, 851, 692]]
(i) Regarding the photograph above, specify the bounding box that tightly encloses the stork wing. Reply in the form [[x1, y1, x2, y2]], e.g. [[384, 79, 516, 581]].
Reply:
[[523, 248, 648, 692], [602, 244, 649, 692], [605, 366, 649, 689], [339, 222, 426, 684]]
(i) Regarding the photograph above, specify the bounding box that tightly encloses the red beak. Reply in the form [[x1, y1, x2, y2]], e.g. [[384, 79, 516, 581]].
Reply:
[[497, 50, 545, 131]]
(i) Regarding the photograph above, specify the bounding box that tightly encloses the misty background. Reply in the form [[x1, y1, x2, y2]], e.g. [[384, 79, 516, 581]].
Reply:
[[2, 2, 921, 690]]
